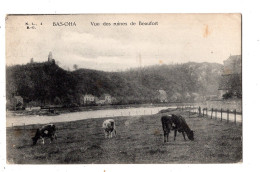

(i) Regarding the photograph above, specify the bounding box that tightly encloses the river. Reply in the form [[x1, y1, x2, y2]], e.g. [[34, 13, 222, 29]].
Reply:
[[6, 105, 242, 127], [6, 106, 177, 127]]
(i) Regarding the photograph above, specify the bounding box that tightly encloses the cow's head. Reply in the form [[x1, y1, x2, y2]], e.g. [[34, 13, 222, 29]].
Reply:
[[187, 130, 194, 141], [32, 137, 38, 145], [32, 129, 40, 145]]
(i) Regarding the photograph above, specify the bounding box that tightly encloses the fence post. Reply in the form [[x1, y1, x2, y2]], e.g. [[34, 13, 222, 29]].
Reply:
[[198, 106, 201, 116], [221, 108, 223, 121], [206, 108, 208, 117], [227, 109, 229, 123], [211, 108, 213, 119], [234, 109, 237, 124], [215, 109, 217, 120], [24, 123, 25, 130]]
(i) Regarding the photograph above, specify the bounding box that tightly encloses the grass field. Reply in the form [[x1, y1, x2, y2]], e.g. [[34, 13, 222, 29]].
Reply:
[[6, 110, 242, 164]]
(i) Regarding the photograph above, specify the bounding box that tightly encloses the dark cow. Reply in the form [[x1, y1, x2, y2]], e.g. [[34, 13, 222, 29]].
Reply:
[[32, 124, 57, 145], [102, 119, 116, 138], [161, 114, 194, 142]]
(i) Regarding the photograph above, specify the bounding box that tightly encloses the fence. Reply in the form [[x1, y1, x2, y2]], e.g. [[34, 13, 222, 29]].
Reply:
[[8, 105, 242, 130], [180, 106, 242, 124]]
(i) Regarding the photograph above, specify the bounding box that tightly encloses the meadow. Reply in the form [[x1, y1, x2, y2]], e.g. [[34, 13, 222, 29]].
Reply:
[[6, 109, 242, 164]]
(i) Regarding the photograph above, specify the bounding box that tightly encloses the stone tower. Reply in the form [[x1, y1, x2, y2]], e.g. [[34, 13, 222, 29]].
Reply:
[[48, 52, 53, 62]]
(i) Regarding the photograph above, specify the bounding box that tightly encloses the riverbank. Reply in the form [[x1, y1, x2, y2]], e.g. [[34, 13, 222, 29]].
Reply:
[[7, 102, 196, 117]]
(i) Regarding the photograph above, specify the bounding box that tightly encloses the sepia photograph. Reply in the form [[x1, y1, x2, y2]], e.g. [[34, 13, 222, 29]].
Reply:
[[5, 14, 242, 164]]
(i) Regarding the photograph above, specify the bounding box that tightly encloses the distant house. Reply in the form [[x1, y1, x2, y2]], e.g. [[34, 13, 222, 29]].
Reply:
[[103, 94, 112, 104], [83, 94, 95, 105], [96, 99, 106, 105], [218, 55, 242, 99], [205, 95, 219, 101], [170, 92, 182, 102], [184, 92, 191, 101], [223, 55, 242, 75], [158, 90, 168, 103], [97, 94, 112, 105], [8, 96, 24, 110], [191, 93, 203, 102]]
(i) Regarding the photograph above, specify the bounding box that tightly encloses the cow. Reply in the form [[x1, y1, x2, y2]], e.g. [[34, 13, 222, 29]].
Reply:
[[102, 119, 116, 138], [32, 124, 57, 145], [161, 114, 194, 142]]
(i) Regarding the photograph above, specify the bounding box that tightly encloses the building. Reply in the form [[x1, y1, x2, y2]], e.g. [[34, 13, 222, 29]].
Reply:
[[96, 94, 112, 105], [96, 99, 106, 105], [158, 90, 168, 103], [170, 92, 182, 102], [47, 51, 55, 64], [48, 52, 53, 62], [223, 55, 242, 75], [83, 94, 95, 105], [103, 94, 112, 104], [218, 55, 242, 99], [7, 96, 24, 110]]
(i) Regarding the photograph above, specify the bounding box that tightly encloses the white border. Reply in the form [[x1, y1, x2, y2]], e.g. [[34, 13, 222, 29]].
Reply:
[[1, 0, 260, 171]]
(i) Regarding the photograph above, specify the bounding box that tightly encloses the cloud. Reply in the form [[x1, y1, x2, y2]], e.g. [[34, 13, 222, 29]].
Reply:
[[6, 14, 241, 71]]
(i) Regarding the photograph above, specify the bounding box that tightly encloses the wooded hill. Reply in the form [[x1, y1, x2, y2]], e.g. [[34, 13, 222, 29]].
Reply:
[[6, 61, 223, 106]]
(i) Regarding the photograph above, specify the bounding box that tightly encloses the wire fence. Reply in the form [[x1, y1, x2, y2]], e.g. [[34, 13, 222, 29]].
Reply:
[[180, 106, 242, 124]]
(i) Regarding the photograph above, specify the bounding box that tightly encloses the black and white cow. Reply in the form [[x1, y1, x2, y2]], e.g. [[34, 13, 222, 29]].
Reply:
[[161, 114, 194, 142], [32, 124, 57, 145], [102, 119, 116, 138]]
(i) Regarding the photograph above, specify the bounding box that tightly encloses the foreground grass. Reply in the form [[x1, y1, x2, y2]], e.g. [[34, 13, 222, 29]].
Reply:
[[6, 110, 242, 164]]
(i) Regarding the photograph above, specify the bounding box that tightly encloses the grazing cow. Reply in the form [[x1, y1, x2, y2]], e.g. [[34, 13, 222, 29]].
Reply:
[[102, 119, 116, 138], [161, 114, 194, 142], [32, 124, 57, 145]]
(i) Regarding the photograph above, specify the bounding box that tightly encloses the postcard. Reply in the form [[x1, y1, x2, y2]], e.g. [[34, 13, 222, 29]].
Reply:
[[5, 14, 242, 164]]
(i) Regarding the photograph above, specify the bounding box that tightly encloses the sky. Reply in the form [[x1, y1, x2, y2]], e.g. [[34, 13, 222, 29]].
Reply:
[[6, 14, 241, 71]]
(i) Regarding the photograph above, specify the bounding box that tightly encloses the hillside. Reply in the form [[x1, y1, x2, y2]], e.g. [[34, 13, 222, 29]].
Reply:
[[6, 61, 223, 106]]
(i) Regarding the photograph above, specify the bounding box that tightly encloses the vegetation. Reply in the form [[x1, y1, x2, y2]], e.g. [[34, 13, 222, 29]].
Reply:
[[6, 110, 242, 164], [6, 61, 223, 107]]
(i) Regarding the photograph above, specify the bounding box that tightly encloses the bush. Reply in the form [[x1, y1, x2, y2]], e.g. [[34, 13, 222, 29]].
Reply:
[[222, 92, 233, 99]]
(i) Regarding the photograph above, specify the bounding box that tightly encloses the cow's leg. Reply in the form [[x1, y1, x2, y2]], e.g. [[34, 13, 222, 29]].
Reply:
[[182, 132, 186, 141], [114, 130, 117, 137], [41, 138, 45, 145], [111, 130, 114, 138], [166, 128, 171, 142], [163, 131, 167, 142], [174, 130, 177, 141], [104, 130, 107, 138], [50, 135, 54, 143]]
